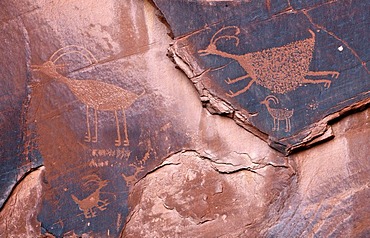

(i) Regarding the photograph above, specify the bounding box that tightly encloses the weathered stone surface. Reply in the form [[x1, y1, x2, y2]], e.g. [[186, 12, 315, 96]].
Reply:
[[0, 0, 369, 237], [0, 0, 44, 209], [123, 150, 294, 237], [155, 0, 370, 154], [2, 0, 194, 237], [123, 108, 369, 238], [262, 109, 370, 237], [25, 1, 193, 236], [0, 166, 43, 238]]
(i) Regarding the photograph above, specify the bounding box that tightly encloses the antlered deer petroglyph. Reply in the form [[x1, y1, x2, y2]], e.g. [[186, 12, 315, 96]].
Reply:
[[71, 174, 109, 218], [199, 26, 340, 97], [32, 45, 144, 146], [261, 95, 294, 132]]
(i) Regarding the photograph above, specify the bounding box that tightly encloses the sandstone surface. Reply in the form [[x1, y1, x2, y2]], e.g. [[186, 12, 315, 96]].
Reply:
[[0, 0, 369, 237]]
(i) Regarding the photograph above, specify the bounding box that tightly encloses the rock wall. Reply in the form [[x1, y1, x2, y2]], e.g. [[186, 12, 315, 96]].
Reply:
[[0, 0, 369, 237]]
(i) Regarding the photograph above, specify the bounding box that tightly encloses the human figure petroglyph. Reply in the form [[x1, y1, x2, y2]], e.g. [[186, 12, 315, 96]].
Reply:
[[31, 45, 144, 146], [260, 95, 294, 132], [71, 174, 109, 218], [199, 26, 340, 97]]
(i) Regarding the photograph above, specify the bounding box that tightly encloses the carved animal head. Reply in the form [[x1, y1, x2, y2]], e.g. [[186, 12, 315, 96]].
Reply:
[[198, 26, 240, 56], [31, 61, 64, 79], [31, 45, 98, 79]]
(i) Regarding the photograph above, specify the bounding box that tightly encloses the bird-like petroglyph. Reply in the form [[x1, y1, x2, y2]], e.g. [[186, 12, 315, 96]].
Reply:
[[199, 26, 340, 97], [32, 45, 144, 146], [71, 174, 109, 218]]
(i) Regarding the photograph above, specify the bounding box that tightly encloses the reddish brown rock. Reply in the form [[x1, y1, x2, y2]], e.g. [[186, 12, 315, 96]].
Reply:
[[1, 0, 194, 236], [0, 0, 43, 208], [123, 151, 295, 237], [0, 167, 43, 237], [261, 109, 370, 237], [0, 0, 369, 237], [122, 109, 369, 238]]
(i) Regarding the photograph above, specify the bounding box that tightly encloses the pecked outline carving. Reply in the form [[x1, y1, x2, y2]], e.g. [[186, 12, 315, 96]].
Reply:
[[32, 45, 144, 146], [71, 174, 109, 219], [199, 26, 340, 97]]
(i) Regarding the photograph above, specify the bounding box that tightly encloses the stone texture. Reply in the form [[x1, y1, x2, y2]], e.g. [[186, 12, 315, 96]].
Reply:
[[122, 108, 369, 238], [262, 109, 370, 237], [0, 166, 43, 238], [157, 0, 370, 154], [123, 151, 294, 238], [0, 1, 43, 208], [0, 0, 369, 237], [1, 0, 194, 236]]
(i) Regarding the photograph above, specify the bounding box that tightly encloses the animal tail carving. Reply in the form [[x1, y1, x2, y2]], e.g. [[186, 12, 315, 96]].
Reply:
[[308, 29, 315, 39]]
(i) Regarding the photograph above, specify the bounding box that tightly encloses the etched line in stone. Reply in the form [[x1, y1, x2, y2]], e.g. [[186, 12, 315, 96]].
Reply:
[[260, 95, 294, 132], [31, 45, 145, 146], [199, 26, 340, 96], [71, 175, 109, 218]]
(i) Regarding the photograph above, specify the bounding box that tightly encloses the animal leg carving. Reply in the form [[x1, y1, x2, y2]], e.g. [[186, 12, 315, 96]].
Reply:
[[85, 106, 91, 142], [97, 199, 109, 211], [285, 118, 291, 132], [32, 46, 143, 147], [306, 71, 340, 79], [224, 74, 250, 84], [87, 208, 96, 218], [114, 111, 121, 147], [122, 110, 129, 146], [226, 79, 256, 97], [272, 118, 277, 131], [92, 109, 98, 143], [302, 78, 332, 88]]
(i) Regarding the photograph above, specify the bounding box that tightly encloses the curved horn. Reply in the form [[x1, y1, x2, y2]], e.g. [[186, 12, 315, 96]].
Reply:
[[212, 35, 240, 47], [49, 45, 98, 65], [210, 26, 240, 44], [265, 95, 278, 104]]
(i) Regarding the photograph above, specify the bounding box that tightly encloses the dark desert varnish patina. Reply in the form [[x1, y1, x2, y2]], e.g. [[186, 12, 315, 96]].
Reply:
[[154, 0, 370, 154]]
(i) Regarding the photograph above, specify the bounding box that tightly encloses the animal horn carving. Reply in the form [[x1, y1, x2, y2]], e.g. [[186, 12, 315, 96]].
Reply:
[[265, 95, 278, 104], [211, 25, 241, 46], [199, 26, 241, 56], [31, 46, 143, 146], [199, 26, 340, 96], [49, 45, 98, 65]]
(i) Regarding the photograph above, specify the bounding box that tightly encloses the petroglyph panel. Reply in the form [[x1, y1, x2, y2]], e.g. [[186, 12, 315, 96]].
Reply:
[[0, 1, 192, 236], [157, 0, 370, 154], [32, 45, 144, 147], [1, 0, 370, 237], [30, 45, 191, 236]]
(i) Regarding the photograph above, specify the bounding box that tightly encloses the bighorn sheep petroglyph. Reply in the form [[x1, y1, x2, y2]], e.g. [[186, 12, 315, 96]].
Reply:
[[32, 45, 144, 146], [260, 95, 294, 132], [199, 26, 339, 97]]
